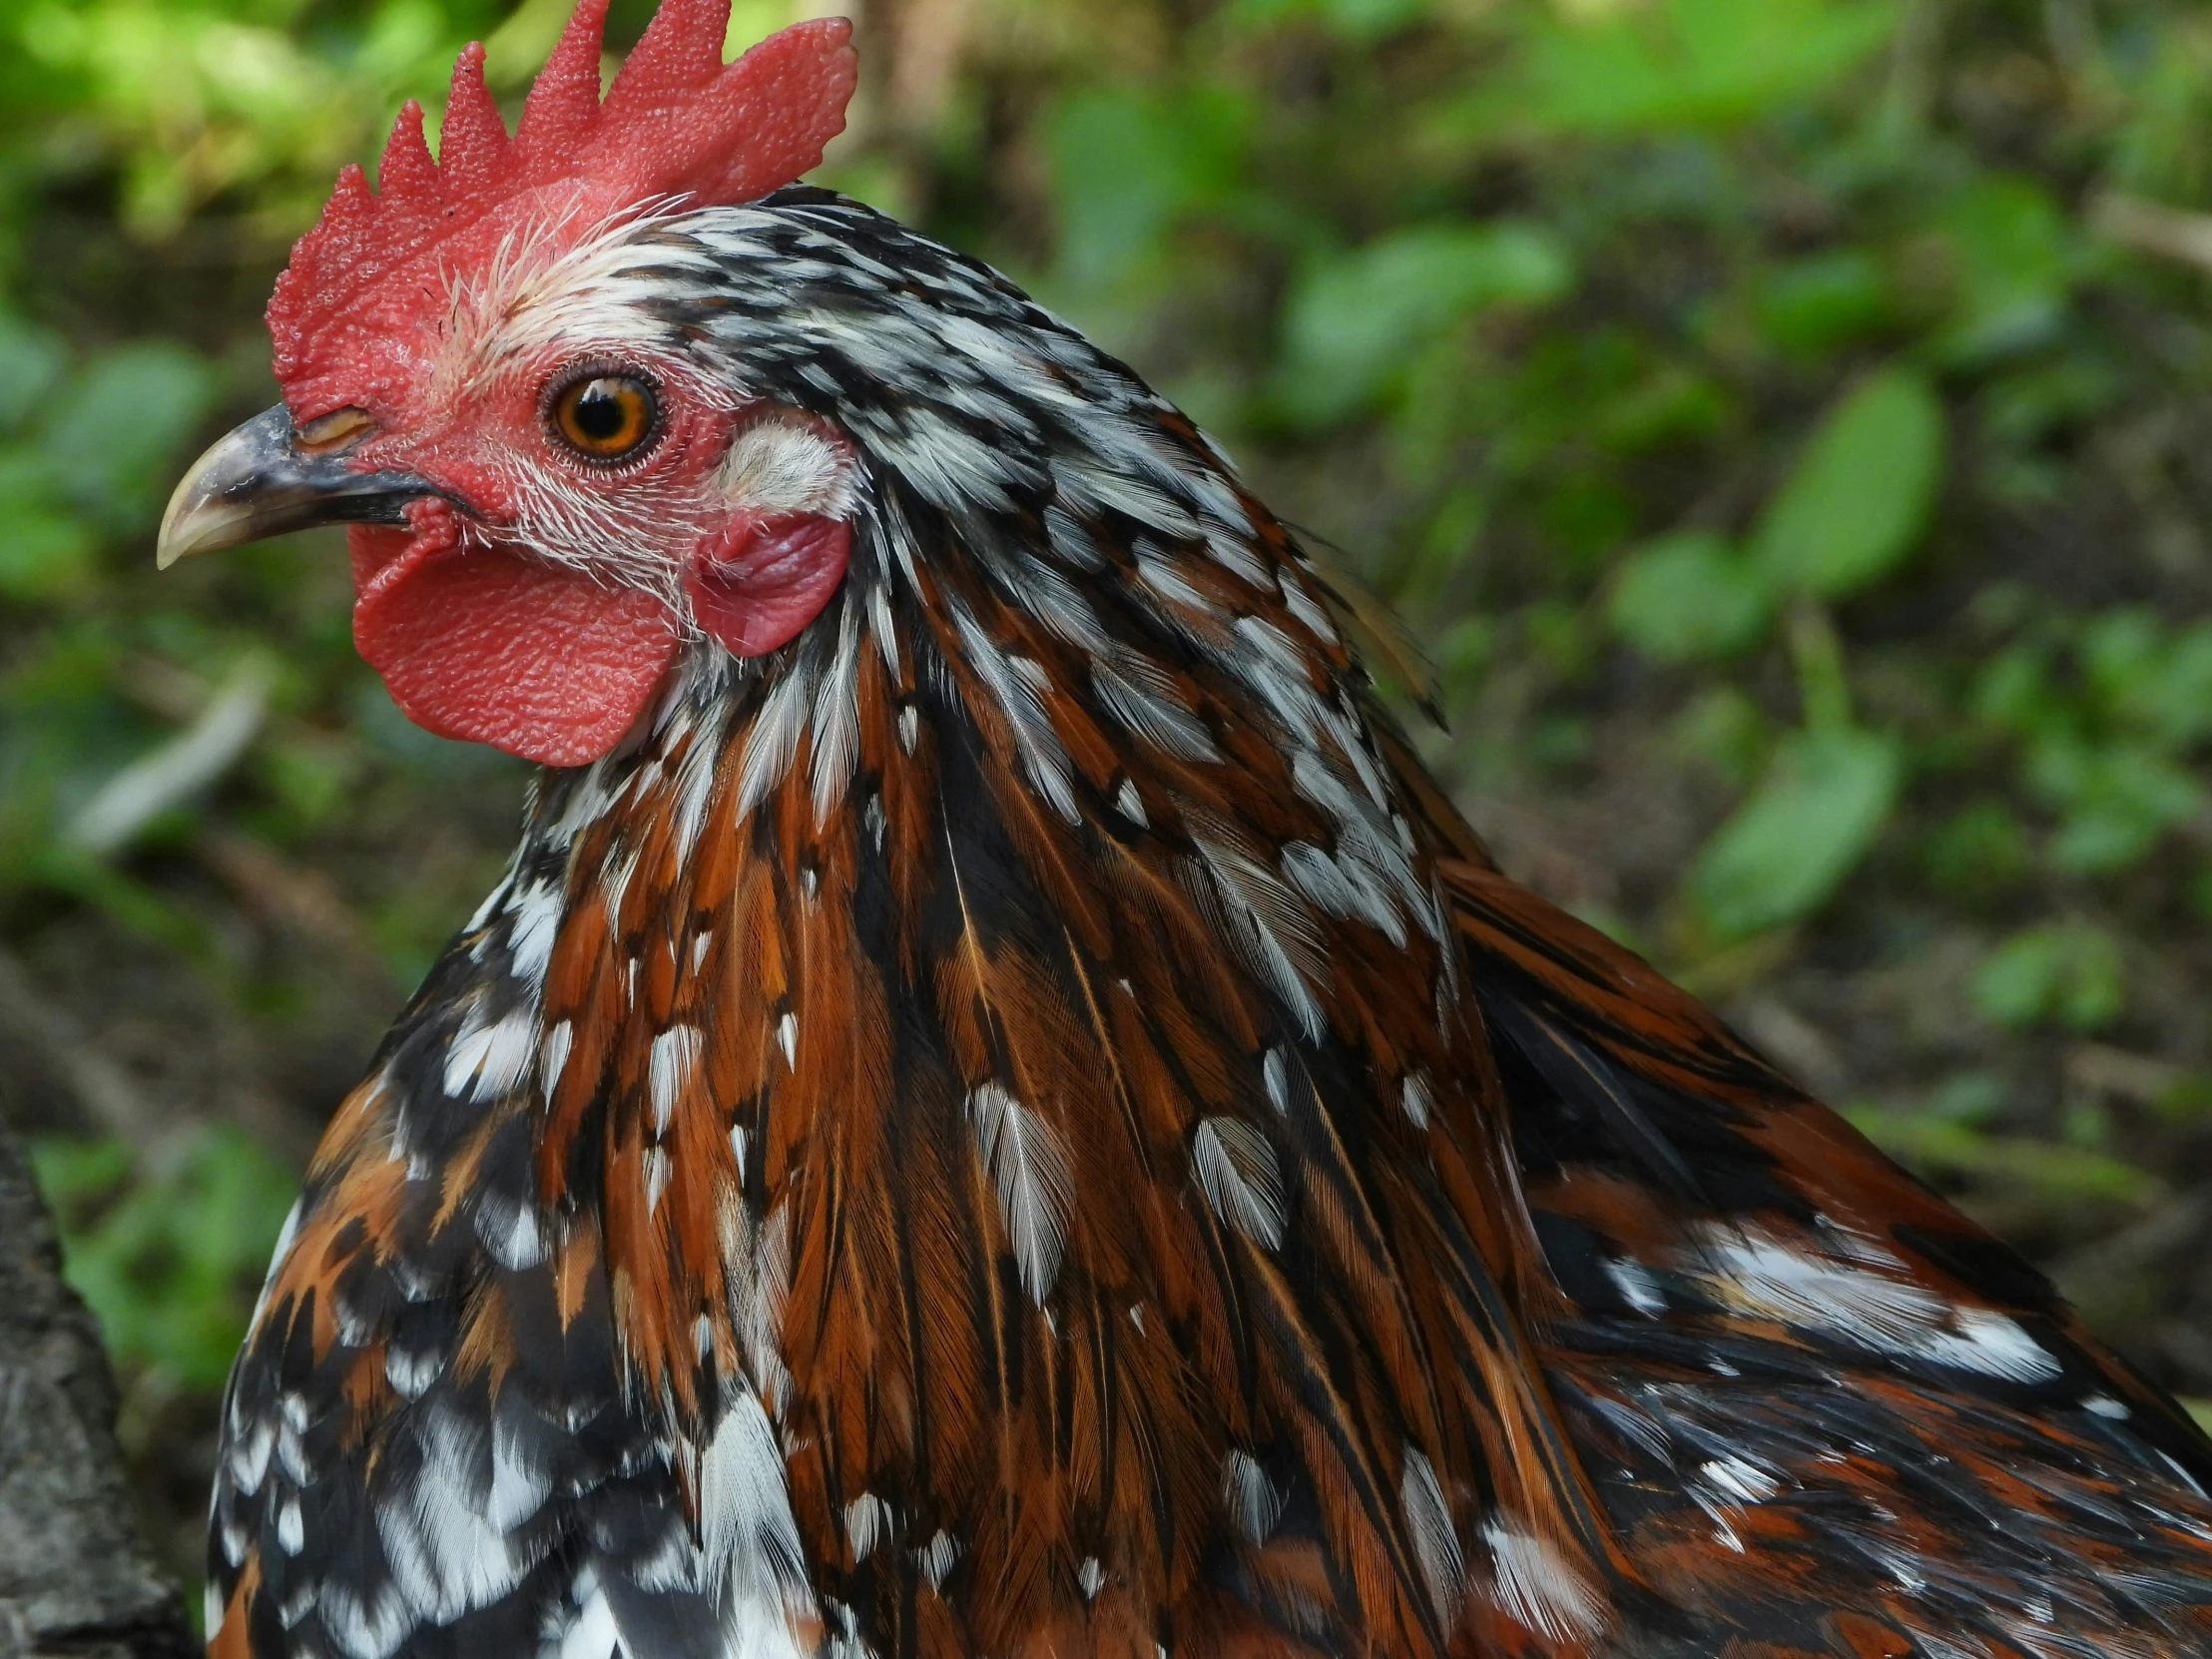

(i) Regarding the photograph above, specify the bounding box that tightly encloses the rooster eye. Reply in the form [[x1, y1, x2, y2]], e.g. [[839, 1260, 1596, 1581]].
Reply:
[[549, 373, 658, 463]]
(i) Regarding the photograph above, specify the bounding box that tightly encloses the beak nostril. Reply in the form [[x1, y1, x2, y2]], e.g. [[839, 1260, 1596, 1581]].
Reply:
[[293, 405, 377, 454]]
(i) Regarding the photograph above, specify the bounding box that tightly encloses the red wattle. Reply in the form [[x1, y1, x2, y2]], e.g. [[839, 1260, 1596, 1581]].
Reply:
[[349, 525, 678, 767], [685, 514, 850, 656]]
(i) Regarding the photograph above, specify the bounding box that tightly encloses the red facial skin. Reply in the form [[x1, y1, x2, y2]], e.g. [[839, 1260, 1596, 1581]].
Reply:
[[333, 372, 850, 768]]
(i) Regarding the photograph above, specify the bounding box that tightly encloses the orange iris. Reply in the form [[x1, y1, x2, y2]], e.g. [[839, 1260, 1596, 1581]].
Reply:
[[551, 374, 657, 461]]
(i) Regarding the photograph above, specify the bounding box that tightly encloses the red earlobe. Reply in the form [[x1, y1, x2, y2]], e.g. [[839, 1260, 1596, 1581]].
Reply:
[[685, 514, 850, 656]]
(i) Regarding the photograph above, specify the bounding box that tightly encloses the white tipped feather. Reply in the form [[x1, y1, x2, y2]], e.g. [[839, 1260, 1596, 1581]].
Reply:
[[700, 1391, 817, 1655], [969, 1082, 1076, 1302], [1222, 1449, 1284, 1543], [1482, 1520, 1605, 1643], [1400, 1447, 1463, 1620], [1188, 833, 1328, 1042], [914, 1530, 960, 1590], [504, 882, 562, 988], [1192, 1117, 1286, 1249], [443, 1006, 537, 1102], [1400, 1070, 1432, 1129], [647, 1025, 702, 1137], [551, 1574, 621, 1659], [670, 712, 727, 861], [810, 610, 861, 826], [735, 670, 814, 821], [951, 604, 1079, 824], [1693, 1226, 2061, 1383], [374, 1403, 527, 1624], [539, 1020, 574, 1097], [843, 1492, 890, 1561]]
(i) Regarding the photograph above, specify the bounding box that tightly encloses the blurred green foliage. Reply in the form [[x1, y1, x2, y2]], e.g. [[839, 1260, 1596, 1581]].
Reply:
[[11, 0, 2212, 1589], [32, 1124, 294, 1390]]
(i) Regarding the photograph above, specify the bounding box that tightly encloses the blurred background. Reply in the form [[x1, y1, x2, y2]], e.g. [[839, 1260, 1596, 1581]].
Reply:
[[7, 0, 2212, 1615]]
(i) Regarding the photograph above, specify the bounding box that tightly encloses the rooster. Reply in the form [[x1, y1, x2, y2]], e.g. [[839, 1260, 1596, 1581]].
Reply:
[[157, 3, 2212, 1655]]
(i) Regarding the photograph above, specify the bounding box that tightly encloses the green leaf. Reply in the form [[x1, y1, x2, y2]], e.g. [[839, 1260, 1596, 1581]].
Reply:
[[2025, 738, 2206, 874], [1491, 0, 1901, 136], [42, 341, 215, 528], [1229, 0, 1430, 37], [1750, 366, 1945, 599], [1690, 725, 1901, 937], [0, 502, 95, 599], [1048, 85, 1248, 289], [1971, 921, 2125, 1032], [1969, 640, 2062, 736], [1608, 530, 1774, 662], [1279, 222, 1574, 424], [1921, 800, 2032, 903], [0, 452, 95, 598], [1668, 686, 1771, 785], [2077, 607, 2163, 709], [1932, 176, 2073, 363], [0, 313, 64, 429], [1847, 1106, 2155, 1205], [1752, 250, 1890, 356], [33, 1125, 296, 1390], [1435, 615, 1496, 697], [2110, 616, 2212, 750]]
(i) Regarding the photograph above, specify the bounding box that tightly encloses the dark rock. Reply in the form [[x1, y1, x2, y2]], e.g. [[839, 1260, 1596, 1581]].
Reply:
[[0, 1122, 192, 1659]]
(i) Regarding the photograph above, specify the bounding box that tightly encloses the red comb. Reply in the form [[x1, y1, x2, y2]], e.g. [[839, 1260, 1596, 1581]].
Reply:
[[269, 0, 857, 415]]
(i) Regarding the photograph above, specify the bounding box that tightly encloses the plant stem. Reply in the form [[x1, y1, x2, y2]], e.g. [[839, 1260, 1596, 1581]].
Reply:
[[1788, 597, 1854, 732]]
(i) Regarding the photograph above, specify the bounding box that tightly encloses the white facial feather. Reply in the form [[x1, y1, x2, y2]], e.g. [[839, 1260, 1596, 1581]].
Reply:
[[414, 214, 859, 635], [448, 205, 706, 378], [717, 413, 858, 519]]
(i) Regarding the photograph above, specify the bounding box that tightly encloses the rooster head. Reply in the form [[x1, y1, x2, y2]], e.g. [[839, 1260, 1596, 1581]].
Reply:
[[158, 0, 859, 765]]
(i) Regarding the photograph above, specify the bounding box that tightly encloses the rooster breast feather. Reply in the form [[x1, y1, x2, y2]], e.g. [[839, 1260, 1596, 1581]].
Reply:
[[206, 191, 2212, 1659]]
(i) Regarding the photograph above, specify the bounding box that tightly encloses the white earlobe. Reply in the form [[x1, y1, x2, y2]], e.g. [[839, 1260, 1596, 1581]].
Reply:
[[716, 412, 855, 520]]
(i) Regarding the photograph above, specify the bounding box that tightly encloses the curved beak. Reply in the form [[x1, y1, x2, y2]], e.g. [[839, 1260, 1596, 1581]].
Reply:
[[156, 404, 441, 569]]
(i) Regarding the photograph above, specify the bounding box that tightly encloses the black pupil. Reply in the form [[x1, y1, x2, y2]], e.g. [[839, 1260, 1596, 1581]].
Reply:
[[572, 380, 632, 443]]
